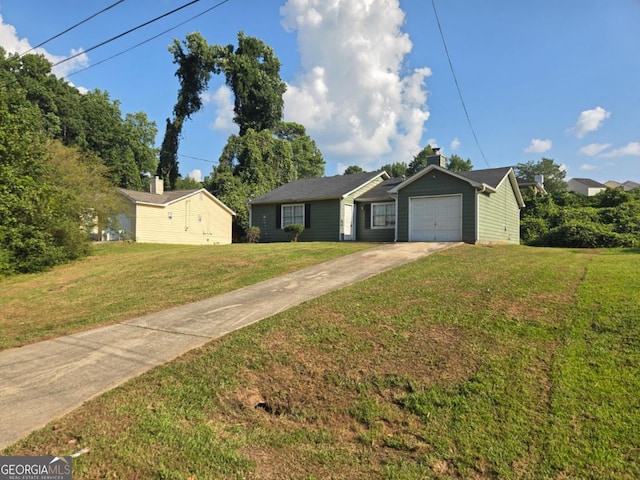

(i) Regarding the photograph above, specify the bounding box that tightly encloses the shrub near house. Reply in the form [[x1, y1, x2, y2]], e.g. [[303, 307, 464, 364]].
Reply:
[[521, 188, 640, 247]]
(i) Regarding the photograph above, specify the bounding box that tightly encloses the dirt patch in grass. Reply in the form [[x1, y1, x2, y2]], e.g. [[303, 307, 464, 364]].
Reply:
[[213, 321, 482, 477]]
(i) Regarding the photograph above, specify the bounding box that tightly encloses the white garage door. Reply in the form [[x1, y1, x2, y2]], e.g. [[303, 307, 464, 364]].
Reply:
[[409, 195, 462, 242]]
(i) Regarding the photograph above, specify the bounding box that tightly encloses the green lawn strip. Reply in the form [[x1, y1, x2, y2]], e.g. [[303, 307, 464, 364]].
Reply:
[[0, 242, 375, 350], [543, 250, 640, 479], [3, 245, 603, 478]]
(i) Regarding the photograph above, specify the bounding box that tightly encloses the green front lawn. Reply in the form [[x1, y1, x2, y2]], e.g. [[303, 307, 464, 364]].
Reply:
[[0, 241, 376, 350], [3, 245, 639, 479]]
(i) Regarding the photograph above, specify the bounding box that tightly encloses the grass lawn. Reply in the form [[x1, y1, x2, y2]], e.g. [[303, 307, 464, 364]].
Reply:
[[0, 241, 375, 350], [2, 244, 639, 479]]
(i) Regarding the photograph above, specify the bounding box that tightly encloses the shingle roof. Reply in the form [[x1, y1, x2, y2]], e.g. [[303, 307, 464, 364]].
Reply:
[[622, 180, 640, 190], [250, 171, 387, 204], [355, 178, 404, 202], [457, 167, 513, 188], [570, 178, 607, 188], [118, 188, 202, 205]]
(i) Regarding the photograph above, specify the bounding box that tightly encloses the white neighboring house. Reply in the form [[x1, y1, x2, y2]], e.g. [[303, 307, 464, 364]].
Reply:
[[116, 177, 235, 245], [567, 178, 607, 197]]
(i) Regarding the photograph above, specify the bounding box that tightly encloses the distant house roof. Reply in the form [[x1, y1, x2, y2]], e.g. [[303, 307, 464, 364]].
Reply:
[[249, 171, 389, 204], [118, 187, 235, 215], [605, 180, 639, 191], [569, 178, 607, 188], [457, 167, 514, 189]]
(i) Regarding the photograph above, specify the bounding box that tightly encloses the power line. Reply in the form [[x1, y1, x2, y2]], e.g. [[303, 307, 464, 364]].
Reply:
[[53, 0, 203, 67], [179, 153, 217, 163], [21, 0, 126, 56], [431, 0, 490, 168], [68, 0, 233, 77]]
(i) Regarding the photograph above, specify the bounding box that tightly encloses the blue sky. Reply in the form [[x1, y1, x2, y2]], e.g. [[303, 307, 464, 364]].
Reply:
[[1, 0, 638, 184]]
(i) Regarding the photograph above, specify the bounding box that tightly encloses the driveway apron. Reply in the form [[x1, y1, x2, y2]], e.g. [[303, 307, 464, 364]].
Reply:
[[0, 242, 458, 450]]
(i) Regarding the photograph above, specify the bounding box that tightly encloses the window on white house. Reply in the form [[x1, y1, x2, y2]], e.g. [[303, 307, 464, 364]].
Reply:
[[372, 202, 395, 229], [282, 204, 304, 228]]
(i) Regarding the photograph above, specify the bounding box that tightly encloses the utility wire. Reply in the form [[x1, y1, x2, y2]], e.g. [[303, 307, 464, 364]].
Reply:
[[21, 0, 126, 56], [179, 153, 217, 163], [68, 0, 233, 77], [431, 0, 490, 168], [53, 0, 203, 67]]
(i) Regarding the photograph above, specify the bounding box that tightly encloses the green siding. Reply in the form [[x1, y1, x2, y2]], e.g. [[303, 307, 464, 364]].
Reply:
[[355, 202, 396, 242], [478, 177, 521, 244], [251, 200, 341, 242], [396, 172, 477, 242]]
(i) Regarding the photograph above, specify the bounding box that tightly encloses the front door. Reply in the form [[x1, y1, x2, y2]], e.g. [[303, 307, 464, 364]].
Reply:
[[343, 204, 354, 240]]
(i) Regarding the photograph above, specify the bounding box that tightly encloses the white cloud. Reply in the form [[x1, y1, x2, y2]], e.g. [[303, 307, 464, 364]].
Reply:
[[202, 86, 236, 133], [600, 142, 640, 158], [568, 106, 610, 138], [0, 15, 89, 78], [426, 138, 438, 148], [450, 137, 460, 151], [579, 143, 611, 156], [280, 0, 431, 171], [579, 164, 597, 171], [186, 169, 202, 182], [524, 138, 552, 153]]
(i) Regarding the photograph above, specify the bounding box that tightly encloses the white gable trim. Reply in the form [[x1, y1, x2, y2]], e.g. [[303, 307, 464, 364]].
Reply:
[[342, 171, 390, 199]]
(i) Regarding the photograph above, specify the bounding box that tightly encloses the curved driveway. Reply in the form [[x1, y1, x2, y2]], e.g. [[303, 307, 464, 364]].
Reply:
[[0, 242, 458, 450]]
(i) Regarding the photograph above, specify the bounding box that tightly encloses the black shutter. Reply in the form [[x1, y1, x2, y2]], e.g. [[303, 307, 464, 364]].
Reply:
[[364, 204, 371, 229], [275, 205, 281, 229], [304, 203, 311, 228]]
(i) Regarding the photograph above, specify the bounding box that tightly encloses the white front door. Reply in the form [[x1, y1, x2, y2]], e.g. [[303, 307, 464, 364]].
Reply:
[[409, 195, 462, 242], [343, 204, 354, 240]]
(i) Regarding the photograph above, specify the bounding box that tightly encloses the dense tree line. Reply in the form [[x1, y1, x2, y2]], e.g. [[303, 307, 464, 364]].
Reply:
[[0, 48, 156, 274]]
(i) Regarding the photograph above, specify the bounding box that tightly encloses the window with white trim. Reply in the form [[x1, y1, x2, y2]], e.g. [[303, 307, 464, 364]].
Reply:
[[372, 202, 395, 229], [282, 204, 304, 228]]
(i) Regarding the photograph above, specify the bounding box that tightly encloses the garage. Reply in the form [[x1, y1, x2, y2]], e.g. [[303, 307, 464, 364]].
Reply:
[[409, 194, 462, 242]]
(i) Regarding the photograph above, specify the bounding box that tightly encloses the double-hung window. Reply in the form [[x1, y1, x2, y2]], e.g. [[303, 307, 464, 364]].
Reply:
[[371, 202, 395, 229], [281, 204, 304, 228]]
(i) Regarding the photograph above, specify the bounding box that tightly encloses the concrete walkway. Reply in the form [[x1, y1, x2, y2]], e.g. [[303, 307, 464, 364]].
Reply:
[[0, 242, 458, 450]]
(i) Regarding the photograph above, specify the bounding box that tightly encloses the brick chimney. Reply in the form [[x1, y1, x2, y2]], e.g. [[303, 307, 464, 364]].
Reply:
[[150, 176, 164, 195]]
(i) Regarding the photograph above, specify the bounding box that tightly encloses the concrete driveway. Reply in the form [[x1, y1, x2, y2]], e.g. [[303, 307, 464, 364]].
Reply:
[[0, 242, 458, 450]]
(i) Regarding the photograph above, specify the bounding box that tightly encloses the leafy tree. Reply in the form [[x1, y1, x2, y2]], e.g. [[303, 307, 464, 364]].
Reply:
[[447, 154, 473, 172], [45, 142, 126, 243], [158, 32, 214, 189], [515, 158, 567, 195], [160, 31, 292, 189], [175, 175, 202, 190], [124, 111, 158, 176], [207, 129, 299, 234], [380, 162, 408, 178], [344, 165, 364, 175], [275, 122, 324, 178], [0, 49, 157, 191], [215, 31, 287, 135], [407, 145, 434, 176], [163, 31, 323, 234]]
